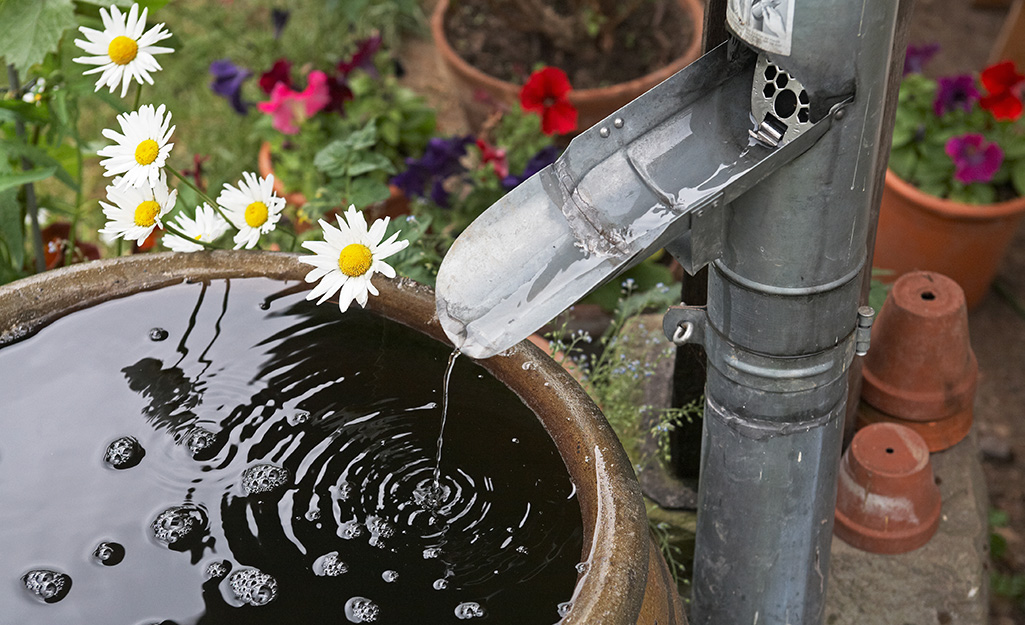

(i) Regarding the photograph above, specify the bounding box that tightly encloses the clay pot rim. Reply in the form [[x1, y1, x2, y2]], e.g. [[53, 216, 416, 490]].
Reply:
[[885, 168, 1025, 221], [430, 0, 704, 106], [847, 422, 931, 478], [0, 251, 660, 624]]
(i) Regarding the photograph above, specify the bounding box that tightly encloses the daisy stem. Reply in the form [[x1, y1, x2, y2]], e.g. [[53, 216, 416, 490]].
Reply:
[[163, 223, 219, 250], [133, 82, 143, 111], [166, 165, 230, 222]]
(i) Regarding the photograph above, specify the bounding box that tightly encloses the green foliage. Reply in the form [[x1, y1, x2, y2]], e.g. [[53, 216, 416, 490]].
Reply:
[[0, 0, 77, 73], [890, 70, 1025, 203], [326, 0, 425, 48]]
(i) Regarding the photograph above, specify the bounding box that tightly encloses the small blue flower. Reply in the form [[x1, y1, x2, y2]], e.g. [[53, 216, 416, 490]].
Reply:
[[209, 59, 252, 115]]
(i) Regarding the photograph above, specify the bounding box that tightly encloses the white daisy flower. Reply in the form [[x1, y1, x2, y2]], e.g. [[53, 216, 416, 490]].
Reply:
[[97, 103, 175, 189], [73, 3, 173, 98], [217, 172, 286, 250], [163, 203, 230, 252], [298, 205, 410, 313], [98, 172, 177, 245]]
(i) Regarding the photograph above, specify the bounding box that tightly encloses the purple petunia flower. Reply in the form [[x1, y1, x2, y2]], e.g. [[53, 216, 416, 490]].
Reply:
[[903, 43, 939, 76], [390, 136, 474, 207], [501, 145, 560, 190], [209, 59, 252, 115], [338, 35, 383, 78], [933, 75, 979, 116], [945, 133, 1003, 184]]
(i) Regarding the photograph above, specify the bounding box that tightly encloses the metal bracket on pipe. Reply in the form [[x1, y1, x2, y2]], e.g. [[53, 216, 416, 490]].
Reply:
[[663, 305, 708, 347]]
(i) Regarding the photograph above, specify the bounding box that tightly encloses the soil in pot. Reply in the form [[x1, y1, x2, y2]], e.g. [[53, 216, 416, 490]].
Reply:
[[0, 278, 583, 623], [443, 0, 695, 90]]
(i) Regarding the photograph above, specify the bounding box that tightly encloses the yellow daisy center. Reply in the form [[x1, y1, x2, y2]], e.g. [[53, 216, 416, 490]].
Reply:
[[244, 201, 269, 228], [338, 243, 373, 277], [108, 36, 139, 65], [134, 139, 160, 165], [134, 200, 161, 227]]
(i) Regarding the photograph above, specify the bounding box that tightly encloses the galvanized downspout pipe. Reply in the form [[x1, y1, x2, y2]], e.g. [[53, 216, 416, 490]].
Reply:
[[683, 0, 903, 622]]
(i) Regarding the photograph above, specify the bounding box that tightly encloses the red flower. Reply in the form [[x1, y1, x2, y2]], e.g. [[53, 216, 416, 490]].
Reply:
[[40, 222, 100, 270], [259, 59, 293, 95], [520, 67, 578, 136], [475, 138, 509, 178], [979, 60, 1025, 121]]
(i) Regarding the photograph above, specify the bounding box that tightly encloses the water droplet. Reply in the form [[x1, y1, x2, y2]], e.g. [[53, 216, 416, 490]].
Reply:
[[516, 545, 529, 554], [151, 504, 206, 547], [338, 520, 364, 540], [455, 601, 486, 619], [521, 361, 535, 370], [305, 509, 321, 521], [21, 569, 71, 603], [92, 541, 124, 566], [205, 560, 231, 579], [185, 427, 216, 459], [344, 596, 380, 623], [241, 463, 289, 495], [103, 436, 144, 469], [575, 561, 589, 574], [313, 551, 348, 576], [287, 410, 310, 426], [511, 437, 519, 444], [334, 480, 353, 501], [558, 601, 573, 617], [258, 300, 271, 310], [382, 570, 399, 583], [148, 327, 168, 341], [366, 515, 394, 539], [422, 546, 441, 559], [229, 568, 278, 606], [432, 578, 448, 590]]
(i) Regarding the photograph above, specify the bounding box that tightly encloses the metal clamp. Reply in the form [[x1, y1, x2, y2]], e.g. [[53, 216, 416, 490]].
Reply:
[[663, 305, 708, 347], [855, 305, 875, 356]]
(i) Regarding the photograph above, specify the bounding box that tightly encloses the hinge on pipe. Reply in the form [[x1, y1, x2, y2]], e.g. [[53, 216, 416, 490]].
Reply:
[[663, 305, 708, 347], [855, 305, 875, 356]]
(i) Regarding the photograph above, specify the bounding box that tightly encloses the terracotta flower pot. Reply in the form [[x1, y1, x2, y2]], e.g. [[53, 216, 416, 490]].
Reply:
[[872, 169, 1025, 308], [257, 141, 409, 228], [430, 0, 704, 134], [834, 422, 942, 555]]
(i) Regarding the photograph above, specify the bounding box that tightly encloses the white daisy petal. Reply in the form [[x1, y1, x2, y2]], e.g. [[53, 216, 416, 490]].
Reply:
[[218, 172, 285, 250], [97, 170, 176, 245], [73, 3, 174, 97], [97, 103, 174, 188], [298, 206, 411, 313]]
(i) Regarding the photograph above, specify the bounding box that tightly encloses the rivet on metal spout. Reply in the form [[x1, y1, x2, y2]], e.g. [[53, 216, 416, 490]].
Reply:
[[855, 305, 875, 356]]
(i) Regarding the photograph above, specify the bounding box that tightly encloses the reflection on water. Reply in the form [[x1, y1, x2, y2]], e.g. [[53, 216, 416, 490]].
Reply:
[[0, 278, 582, 624]]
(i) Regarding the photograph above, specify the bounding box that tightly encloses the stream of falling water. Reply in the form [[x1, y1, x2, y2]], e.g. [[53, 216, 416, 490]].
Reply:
[[432, 349, 461, 497]]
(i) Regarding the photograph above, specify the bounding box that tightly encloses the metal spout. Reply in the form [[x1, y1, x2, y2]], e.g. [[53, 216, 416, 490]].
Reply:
[[435, 42, 839, 359]]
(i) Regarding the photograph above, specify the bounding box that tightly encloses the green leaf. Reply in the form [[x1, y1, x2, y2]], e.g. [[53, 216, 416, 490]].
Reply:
[[888, 145, 918, 181], [346, 152, 395, 177], [313, 141, 354, 178], [345, 177, 391, 209], [0, 140, 78, 190], [0, 0, 77, 73], [0, 167, 58, 194], [0, 186, 22, 272], [1011, 158, 1025, 197]]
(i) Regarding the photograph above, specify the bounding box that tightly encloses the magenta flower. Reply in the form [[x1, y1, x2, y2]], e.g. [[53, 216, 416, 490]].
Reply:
[[933, 75, 979, 116], [945, 133, 1003, 184], [256, 70, 331, 134], [338, 35, 382, 78], [903, 43, 939, 76]]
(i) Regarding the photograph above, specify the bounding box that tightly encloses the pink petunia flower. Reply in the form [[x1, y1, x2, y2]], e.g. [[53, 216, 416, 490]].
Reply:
[[945, 133, 1004, 184], [257, 70, 331, 134]]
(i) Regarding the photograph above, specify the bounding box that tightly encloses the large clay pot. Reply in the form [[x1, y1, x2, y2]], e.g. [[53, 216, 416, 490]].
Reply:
[[0, 251, 686, 625], [872, 169, 1025, 308], [430, 0, 704, 134]]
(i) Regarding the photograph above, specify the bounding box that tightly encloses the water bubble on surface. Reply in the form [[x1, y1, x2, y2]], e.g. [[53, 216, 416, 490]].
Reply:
[[229, 568, 278, 606], [92, 541, 125, 566], [104, 436, 144, 469], [338, 520, 364, 540], [241, 463, 289, 495], [344, 596, 380, 623], [521, 361, 535, 370], [558, 601, 573, 617], [432, 578, 448, 590], [516, 545, 529, 554], [21, 569, 71, 603], [151, 504, 204, 546], [148, 327, 169, 341], [185, 427, 216, 458], [334, 480, 353, 501], [205, 560, 231, 579], [422, 546, 441, 559], [575, 561, 589, 574], [454, 601, 486, 619], [366, 515, 395, 539], [511, 437, 519, 444], [305, 509, 321, 522], [287, 410, 310, 426], [381, 570, 399, 583], [313, 551, 348, 576]]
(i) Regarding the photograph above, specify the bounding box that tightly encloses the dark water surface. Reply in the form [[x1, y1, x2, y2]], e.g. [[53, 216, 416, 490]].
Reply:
[[0, 278, 582, 624]]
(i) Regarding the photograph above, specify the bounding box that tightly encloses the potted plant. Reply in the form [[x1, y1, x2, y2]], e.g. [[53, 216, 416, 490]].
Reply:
[[250, 39, 437, 230], [430, 0, 704, 133], [876, 51, 1025, 308]]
